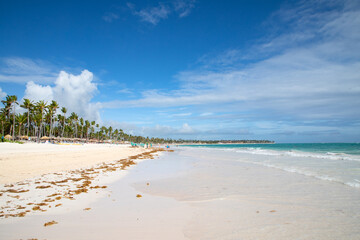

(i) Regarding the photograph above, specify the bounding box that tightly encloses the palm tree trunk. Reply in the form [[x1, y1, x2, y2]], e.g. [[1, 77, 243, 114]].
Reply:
[[38, 110, 43, 143], [12, 104, 15, 139], [50, 115, 52, 137], [62, 117, 65, 137], [27, 109, 30, 136]]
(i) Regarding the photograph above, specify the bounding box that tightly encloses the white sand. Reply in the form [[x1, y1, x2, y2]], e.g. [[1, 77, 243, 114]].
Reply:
[[1, 146, 359, 239], [0, 142, 149, 184], [0, 142, 163, 228]]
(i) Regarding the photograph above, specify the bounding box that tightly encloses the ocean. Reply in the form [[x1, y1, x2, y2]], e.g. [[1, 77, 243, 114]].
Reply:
[[182, 143, 360, 189]]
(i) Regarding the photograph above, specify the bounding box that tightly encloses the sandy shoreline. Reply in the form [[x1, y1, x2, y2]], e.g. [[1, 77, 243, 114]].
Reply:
[[1, 145, 359, 239], [0, 142, 151, 184], [0, 142, 164, 221]]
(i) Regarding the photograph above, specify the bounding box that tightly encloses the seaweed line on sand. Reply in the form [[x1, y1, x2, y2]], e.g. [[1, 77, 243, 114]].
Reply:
[[0, 148, 171, 219]]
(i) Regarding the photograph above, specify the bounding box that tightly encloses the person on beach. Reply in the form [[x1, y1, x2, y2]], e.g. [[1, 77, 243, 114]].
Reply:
[[1, 135, 4, 142]]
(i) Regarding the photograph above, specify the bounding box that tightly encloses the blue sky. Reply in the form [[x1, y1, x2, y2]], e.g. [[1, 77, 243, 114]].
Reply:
[[0, 0, 359, 142]]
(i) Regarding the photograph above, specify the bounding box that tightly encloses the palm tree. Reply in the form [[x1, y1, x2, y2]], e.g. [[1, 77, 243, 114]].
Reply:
[[65, 118, 72, 137], [91, 121, 95, 138], [2, 95, 18, 139], [52, 114, 59, 136], [32, 112, 41, 137], [57, 114, 63, 136], [96, 123, 99, 140], [119, 129, 124, 141], [20, 98, 33, 136], [36, 100, 47, 141], [5, 94, 169, 144], [16, 113, 27, 136], [69, 112, 78, 138], [90, 126, 94, 139], [10, 95, 18, 139], [99, 126, 106, 140], [1, 96, 12, 121], [48, 100, 59, 137], [85, 120, 90, 140], [0, 111, 6, 136], [61, 107, 67, 137], [108, 126, 113, 140], [79, 117, 84, 139], [113, 129, 119, 140]]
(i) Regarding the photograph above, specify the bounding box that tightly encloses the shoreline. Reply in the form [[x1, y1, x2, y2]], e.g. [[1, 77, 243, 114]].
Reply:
[[0, 142, 167, 220], [1, 145, 359, 239], [0, 142, 154, 184]]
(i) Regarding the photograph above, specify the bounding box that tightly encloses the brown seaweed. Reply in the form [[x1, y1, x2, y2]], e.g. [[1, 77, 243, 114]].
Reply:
[[44, 220, 58, 227]]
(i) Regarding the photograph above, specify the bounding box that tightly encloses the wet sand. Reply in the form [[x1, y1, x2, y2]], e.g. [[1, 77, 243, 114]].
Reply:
[[1, 146, 360, 239]]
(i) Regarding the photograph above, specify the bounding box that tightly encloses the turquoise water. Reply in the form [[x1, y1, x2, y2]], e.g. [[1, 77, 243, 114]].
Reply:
[[183, 143, 360, 155], [181, 143, 360, 189]]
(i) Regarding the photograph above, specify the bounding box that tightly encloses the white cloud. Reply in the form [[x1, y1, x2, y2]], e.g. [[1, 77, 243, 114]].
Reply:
[[24, 81, 53, 102], [200, 112, 213, 117], [0, 87, 7, 99], [131, 3, 170, 25], [139, 122, 196, 137], [171, 112, 192, 117], [116, 88, 133, 94], [104, 120, 197, 138], [178, 123, 194, 134], [0, 57, 58, 84], [106, 0, 360, 123], [24, 70, 101, 121], [174, 0, 195, 18], [128, 0, 195, 25]]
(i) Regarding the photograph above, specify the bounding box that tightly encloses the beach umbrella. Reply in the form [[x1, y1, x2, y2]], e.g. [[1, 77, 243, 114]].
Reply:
[[20, 136, 29, 140], [40, 136, 50, 140], [4, 134, 13, 140]]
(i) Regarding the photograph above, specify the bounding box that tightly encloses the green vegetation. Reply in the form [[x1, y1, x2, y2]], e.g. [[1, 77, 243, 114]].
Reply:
[[1, 94, 274, 144], [0, 95, 169, 144]]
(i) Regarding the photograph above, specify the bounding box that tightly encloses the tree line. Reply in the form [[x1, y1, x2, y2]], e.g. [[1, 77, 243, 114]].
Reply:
[[0, 95, 171, 144], [1, 94, 274, 145]]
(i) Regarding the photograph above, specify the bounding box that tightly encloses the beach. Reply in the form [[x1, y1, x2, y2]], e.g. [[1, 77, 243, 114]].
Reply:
[[1, 144, 360, 239], [0, 142, 152, 184]]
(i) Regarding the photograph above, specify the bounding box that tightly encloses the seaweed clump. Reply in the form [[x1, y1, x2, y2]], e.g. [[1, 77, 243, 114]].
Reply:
[[44, 220, 58, 227]]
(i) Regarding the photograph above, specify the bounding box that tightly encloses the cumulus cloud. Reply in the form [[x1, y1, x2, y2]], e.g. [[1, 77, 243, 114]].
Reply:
[[0, 57, 58, 84], [24, 81, 53, 102], [24, 70, 101, 121], [177, 123, 194, 134], [128, 0, 195, 25]]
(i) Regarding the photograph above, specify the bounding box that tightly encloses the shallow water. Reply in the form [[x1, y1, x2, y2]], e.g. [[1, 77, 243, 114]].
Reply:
[[136, 147, 360, 239], [183, 143, 360, 155], [183, 144, 360, 189]]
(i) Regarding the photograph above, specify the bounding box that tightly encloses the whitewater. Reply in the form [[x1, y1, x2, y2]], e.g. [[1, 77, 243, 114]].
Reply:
[[183, 143, 360, 189]]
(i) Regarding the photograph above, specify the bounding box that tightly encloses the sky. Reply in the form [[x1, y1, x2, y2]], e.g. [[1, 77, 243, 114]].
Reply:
[[0, 0, 359, 142]]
